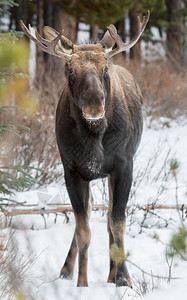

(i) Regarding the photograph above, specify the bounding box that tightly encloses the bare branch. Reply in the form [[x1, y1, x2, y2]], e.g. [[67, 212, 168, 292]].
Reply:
[[3, 203, 187, 217], [127, 259, 180, 280]]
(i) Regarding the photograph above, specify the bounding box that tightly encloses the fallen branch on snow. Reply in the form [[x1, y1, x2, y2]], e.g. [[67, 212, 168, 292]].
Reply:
[[3, 203, 187, 217], [127, 259, 180, 280]]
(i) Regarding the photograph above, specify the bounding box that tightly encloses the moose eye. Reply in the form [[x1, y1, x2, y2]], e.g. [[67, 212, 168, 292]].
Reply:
[[103, 67, 109, 78], [69, 69, 74, 76], [68, 69, 76, 87], [104, 67, 108, 73]]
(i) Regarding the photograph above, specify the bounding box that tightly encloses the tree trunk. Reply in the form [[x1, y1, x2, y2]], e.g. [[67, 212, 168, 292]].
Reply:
[[90, 25, 99, 42], [53, 6, 77, 43], [34, 0, 77, 114], [166, 0, 185, 68], [115, 17, 126, 60], [129, 9, 141, 61]]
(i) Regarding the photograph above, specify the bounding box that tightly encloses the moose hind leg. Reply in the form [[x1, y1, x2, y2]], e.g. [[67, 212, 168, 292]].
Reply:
[[107, 222, 116, 283], [109, 216, 131, 287], [107, 177, 116, 284], [60, 231, 78, 279], [107, 201, 130, 286]]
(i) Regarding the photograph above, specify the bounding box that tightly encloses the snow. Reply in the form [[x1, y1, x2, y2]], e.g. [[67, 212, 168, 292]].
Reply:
[[1, 118, 187, 299], [77, 23, 90, 44]]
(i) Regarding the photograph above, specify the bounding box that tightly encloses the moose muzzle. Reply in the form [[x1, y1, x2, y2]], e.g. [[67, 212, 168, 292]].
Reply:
[[82, 104, 105, 121]]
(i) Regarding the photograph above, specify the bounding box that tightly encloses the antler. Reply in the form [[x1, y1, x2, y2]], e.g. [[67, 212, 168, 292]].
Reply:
[[19, 20, 72, 59], [105, 11, 150, 59]]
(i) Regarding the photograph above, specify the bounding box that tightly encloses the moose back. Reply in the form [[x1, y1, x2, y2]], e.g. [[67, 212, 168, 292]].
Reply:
[[20, 11, 149, 287]]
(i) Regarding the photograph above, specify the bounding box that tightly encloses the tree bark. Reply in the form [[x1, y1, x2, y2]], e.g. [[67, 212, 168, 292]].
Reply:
[[34, 0, 77, 114], [53, 6, 77, 43], [90, 25, 99, 42], [115, 17, 126, 59], [129, 9, 141, 61], [166, 0, 185, 68]]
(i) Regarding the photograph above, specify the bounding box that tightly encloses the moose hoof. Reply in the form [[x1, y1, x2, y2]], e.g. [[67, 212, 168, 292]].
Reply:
[[60, 267, 73, 280], [77, 282, 88, 287], [116, 276, 131, 287], [107, 276, 116, 284]]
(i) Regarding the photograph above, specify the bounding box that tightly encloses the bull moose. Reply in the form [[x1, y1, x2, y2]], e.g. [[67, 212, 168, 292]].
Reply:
[[20, 11, 150, 287]]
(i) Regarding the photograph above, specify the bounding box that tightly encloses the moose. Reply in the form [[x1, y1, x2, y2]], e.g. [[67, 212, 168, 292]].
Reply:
[[20, 11, 149, 287]]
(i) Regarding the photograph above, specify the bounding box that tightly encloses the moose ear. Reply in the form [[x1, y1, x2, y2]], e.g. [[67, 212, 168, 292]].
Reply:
[[99, 25, 116, 52], [43, 26, 74, 55]]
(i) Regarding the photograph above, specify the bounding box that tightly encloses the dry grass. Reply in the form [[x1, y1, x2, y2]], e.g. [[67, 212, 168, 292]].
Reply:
[[12, 67, 64, 184], [126, 59, 187, 118], [13, 111, 62, 184], [0, 221, 37, 299]]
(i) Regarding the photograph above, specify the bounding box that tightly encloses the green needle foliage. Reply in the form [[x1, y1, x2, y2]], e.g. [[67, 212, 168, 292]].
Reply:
[[58, 0, 134, 27], [0, 106, 42, 211], [0, 107, 30, 140], [0, 165, 42, 209], [0, 0, 18, 16], [169, 158, 181, 177], [0, 1, 41, 212], [110, 243, 125, 264], [166, 227, 187, 261]]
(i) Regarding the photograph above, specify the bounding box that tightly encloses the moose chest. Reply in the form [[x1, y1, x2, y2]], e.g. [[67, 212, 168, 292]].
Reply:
[[58, 120, 127, 181]]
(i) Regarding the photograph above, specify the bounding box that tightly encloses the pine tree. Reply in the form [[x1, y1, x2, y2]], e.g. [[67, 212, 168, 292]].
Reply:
[[56, 0, 134, 28], [0, 1, 41, 211]]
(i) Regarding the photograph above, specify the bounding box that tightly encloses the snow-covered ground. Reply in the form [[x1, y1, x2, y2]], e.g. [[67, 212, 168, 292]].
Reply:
[[1, 117, 187, 299]]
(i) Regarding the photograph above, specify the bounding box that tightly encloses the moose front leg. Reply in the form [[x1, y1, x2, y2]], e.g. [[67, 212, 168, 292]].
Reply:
[[75, 212, 91, 286], [60, 193, 93, 281], [107, 160, 133, 287], [60, 169, 91, 287]]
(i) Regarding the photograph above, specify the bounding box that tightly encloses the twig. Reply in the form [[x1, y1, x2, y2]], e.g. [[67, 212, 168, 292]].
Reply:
[[165, 247, 174, 283], [126, 259, 180, 280], [174, 175, 184, 226]]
